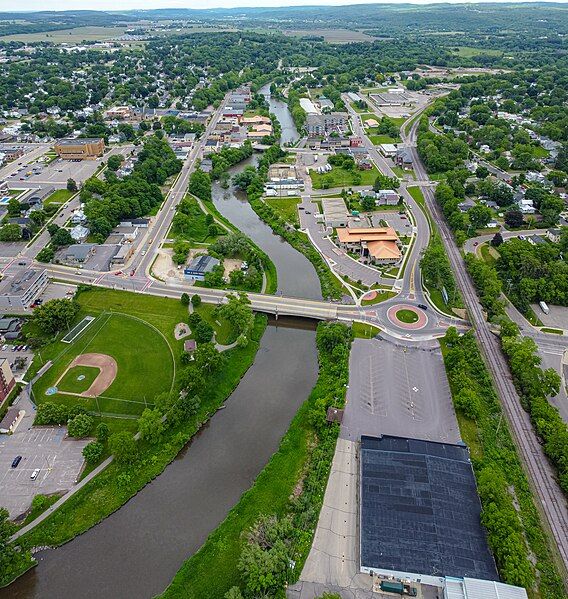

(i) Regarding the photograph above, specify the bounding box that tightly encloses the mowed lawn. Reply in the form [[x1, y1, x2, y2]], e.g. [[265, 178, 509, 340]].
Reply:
[[33, 309, 175, 417], [264, 197, 300, 226], [58, 365, 100, 394], [310, 165, 379, 189]]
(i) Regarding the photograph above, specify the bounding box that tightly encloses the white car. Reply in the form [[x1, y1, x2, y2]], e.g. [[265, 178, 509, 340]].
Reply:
[[30, 469, 40, 480]]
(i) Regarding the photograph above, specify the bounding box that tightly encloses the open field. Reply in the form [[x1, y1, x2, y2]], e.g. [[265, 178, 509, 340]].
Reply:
[[451, 46, 503, 58], [33, 311, 174, 417], [264, 197, 300, 226], [0, 26, 130, 43], [310, 165, 379, 189], [44, 189, 74, 206], [283, 28, 376, 43]]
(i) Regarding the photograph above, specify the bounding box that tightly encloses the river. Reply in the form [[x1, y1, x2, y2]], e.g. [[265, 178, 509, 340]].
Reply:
[[4, 85, 322, 599], [4, 318, 318, 599], [259, 83, 299, 145]]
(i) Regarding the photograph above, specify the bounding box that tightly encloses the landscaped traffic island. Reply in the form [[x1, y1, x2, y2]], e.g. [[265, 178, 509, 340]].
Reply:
[[395, 308, 419, 324]]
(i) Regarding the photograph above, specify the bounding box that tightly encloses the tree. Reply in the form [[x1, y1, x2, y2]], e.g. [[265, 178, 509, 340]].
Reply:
[[96, 422, 110, 443], [7, 197, 21, 217], [36, 246, 54, 263], [224, 587, 244, 599], [475, 166, 489, 179], [179, 364, 204, 395], [67, 413, 94, 438], [109, 431, 137, 464], [51, 227, 74, 248], [0, 224, 22, 242], [455, 388, 481, 419], [361, 196, 376, 211], [193, 342, 224, 373], [491, 232, 504, 247], [194, 320, 214, 344], [217, 293, 254, 337], [137, 408, 164, 444], [107, 154, 124, 171], [180, 292, 190, 306], [504, 210, 524, 229], [468, 204, 492, 230], [191, 294, 201, 308], [82, 441, 104, 464], [67, 178, 77, 192], [33, 298, 79, 335]]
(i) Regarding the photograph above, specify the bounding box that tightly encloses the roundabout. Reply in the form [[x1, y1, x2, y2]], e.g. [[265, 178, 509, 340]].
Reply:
[[386, 304, 428, 330]]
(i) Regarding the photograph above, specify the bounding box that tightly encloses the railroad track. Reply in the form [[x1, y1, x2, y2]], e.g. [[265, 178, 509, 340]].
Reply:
[[407, 118, 568, 581]]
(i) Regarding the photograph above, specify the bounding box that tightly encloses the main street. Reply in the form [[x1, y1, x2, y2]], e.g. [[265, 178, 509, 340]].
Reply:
[[403, 115, 568, 577]]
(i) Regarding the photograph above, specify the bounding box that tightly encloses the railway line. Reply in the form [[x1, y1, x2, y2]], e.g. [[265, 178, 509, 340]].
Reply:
[[405, 116, 568, 580]]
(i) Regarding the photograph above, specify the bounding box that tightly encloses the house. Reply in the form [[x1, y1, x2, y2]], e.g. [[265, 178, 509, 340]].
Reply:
[[0, 358, 15, 405], [25, 186, 54, 206], [395, 148, 413, 169], [184, 255, 220, 281], [59, 243, 96, 264], [336, 227, 402, 265], [70, 225, 89, 242], [0, 316, 22, 339], [527, 234, 546, 246], [0, 268, 47, 311], [112, 225, 138, 241], [0, 407, 24, 434], [377, 190, 400, 205], [458, 198, 476, 213], [547, 228, 562, 243]]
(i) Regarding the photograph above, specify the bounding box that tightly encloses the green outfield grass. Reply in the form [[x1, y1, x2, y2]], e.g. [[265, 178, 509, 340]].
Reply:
[[57, 365, 100, 395]]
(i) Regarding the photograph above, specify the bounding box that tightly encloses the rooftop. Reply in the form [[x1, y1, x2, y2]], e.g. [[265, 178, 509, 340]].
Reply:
[[337, 226, 399, 244], [360, 435, 497, 581], [0, 268, 45, 298], [55, 138, 103, 146]]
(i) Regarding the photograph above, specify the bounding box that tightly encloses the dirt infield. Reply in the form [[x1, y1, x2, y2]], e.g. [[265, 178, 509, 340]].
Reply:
[[58, 353, 118, 398]]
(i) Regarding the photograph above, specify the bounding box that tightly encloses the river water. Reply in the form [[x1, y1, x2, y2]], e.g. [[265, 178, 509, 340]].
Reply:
[[4, 86, 322, 599], [259, 83, 299, 145]]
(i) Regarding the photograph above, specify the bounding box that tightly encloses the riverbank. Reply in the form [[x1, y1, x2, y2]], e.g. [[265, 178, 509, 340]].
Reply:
[[2, 291, 268, 591], [159, 322, 352, 599]]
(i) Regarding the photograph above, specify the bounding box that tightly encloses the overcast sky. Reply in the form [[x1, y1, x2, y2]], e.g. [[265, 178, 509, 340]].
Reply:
[[1, 0, 565, 12]]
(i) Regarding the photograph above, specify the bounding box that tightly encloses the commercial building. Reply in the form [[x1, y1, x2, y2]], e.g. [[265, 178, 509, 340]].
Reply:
[[0, 268, 47, 311], [0, 358, 15, 405], [306, 112, 348, 136], [54, 138, 105, 160], [322, 197, 350, 228], [370, 90, 410, 106], [59, 243, 96, 265], [360, 435, 497, 585], [111, 243, 135, 265], [336, 227, 402, 265], [0, 145, 24, 163], [0, 317, 22, 339], [0, 407, 24, 434], [184, 255, 220, 281], [379, 143, 398, 158]]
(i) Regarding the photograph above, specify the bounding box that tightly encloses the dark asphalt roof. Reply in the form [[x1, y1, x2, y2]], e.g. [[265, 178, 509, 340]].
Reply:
[[360, 435, 498, 581]]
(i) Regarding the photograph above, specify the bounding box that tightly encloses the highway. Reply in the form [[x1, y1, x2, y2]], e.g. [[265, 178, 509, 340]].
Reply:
[[403, 116, 568, 579]]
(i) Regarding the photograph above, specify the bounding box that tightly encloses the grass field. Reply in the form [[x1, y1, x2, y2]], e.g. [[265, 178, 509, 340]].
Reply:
[[44, 189, 74, 206], [395, 308, 419, 323], [264, 197, 300, 226], [33, 311, 174, 417], [451, 46, 503, 58], [352, 322, 381, 338], [283, 28, 376, 43], [368, 134, 398, 145], [57, 365, 100, 395], [310, 165, 379, 189]]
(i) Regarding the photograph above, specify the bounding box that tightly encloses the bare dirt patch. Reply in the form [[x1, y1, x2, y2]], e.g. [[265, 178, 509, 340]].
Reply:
[[223, 258, 242, 278]]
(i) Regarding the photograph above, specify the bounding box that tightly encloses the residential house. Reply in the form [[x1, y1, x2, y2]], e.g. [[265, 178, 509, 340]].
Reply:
[[547, 228, 562, 243]]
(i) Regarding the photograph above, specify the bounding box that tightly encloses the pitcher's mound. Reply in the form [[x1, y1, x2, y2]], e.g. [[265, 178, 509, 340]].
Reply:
[[67, 353, 118, 397]]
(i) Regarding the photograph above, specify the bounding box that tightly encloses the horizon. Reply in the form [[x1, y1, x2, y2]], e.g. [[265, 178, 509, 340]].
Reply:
[[1, 0, 568, 14]]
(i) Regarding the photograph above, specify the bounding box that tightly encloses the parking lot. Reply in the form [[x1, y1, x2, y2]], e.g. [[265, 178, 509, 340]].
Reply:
[[342, 337, 460, 443], [0, 395, 88, 519], [371, 211, 413, 236]]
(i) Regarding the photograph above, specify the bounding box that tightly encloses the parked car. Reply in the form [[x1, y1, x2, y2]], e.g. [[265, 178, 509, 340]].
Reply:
[[30, 469, 40, 480], [11, 456, 22, 468], [1, 344, 7, 351]]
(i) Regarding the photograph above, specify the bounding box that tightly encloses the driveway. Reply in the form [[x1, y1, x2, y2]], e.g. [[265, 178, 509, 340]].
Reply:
[[0, 392, 88, 519]]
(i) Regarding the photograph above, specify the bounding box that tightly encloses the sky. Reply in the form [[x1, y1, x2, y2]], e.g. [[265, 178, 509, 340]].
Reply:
[[1, 0, 567, 12]]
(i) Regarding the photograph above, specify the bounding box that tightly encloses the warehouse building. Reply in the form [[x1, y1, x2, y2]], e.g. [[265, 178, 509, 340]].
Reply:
[[54, 138, 105, 160], [360, 435, 498, 585], [322, 197, 349, 228]]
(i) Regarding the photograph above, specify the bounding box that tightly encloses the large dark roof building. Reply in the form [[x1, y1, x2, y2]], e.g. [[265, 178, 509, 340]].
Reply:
[[360, 435, 498, 584]]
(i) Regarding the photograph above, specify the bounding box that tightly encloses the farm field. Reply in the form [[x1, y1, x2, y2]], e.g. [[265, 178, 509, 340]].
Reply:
[[0, 26, 130, 43], [283, 28, 377, 43]]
